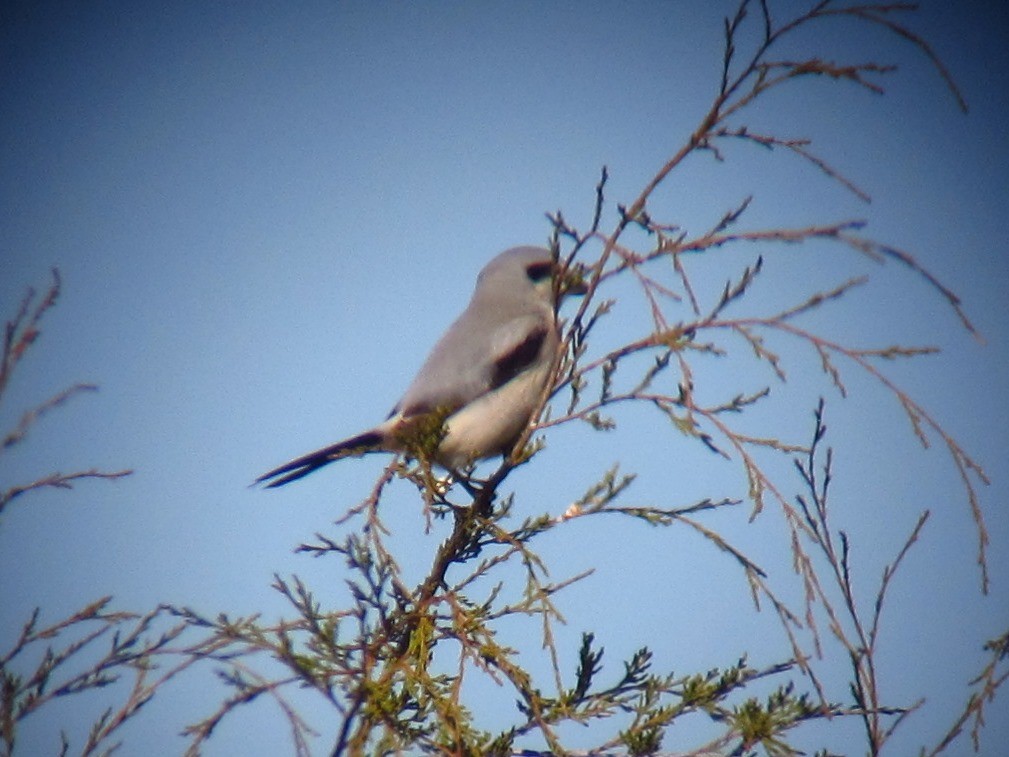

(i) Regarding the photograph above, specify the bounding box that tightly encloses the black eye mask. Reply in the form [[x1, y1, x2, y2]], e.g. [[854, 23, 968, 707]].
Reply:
[[525, 261, 553, 283]]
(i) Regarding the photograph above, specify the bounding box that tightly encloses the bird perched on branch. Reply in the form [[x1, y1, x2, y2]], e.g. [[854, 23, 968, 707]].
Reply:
[[257, 246, 584, 487]]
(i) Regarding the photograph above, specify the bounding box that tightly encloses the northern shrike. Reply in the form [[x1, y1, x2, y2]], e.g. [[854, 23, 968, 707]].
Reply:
[[257, 246, 583, 487]]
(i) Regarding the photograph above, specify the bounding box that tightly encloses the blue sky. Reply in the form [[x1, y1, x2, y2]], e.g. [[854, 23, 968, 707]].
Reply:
[[1, 1, 1007, 754]]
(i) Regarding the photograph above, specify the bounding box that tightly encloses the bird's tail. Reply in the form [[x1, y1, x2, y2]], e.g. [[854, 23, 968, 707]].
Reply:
[[255, 429, 384, 487]]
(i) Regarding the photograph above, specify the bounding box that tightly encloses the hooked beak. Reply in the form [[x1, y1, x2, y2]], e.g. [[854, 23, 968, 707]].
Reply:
[[559, 264, 589, 297]]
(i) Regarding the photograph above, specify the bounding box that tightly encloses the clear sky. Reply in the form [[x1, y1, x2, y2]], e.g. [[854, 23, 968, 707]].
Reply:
[[1, 1, 1007, 755]]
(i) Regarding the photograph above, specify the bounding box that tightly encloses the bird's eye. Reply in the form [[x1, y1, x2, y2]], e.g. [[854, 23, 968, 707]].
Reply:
[[525, 262, 554, 283]]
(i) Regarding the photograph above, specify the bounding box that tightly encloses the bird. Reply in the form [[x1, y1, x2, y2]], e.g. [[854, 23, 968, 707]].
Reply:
[[256, 245, 584, 487]]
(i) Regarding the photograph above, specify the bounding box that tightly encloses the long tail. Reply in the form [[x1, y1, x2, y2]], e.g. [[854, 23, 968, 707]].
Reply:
[[255, 429, 384, 487]]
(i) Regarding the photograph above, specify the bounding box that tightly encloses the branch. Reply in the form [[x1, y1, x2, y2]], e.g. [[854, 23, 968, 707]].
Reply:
[[0, 470, 133, 518]]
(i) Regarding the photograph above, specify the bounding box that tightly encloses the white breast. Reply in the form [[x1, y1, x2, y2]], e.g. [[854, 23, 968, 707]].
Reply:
[[435, 356, 554, 468]]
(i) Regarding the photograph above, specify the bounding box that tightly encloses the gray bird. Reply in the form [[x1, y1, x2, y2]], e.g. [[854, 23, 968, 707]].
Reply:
[[257, 246, 583, 487]]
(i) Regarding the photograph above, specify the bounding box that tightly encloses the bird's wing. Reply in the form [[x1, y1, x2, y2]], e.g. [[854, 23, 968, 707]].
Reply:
[[488, 319, 550, 390], [395, 313, 549, 419]]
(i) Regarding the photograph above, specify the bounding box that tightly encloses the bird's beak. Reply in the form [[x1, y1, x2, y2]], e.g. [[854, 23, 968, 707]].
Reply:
[[559, 264, 589, 297]]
